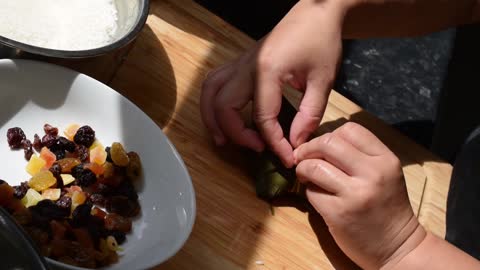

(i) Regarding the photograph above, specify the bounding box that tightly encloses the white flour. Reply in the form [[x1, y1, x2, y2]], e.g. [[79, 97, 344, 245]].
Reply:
[[0, 0, 118, 50]]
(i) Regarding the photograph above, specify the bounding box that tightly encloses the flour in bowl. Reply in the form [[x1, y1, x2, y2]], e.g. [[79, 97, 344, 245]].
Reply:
[[0, 0, 118, 50]]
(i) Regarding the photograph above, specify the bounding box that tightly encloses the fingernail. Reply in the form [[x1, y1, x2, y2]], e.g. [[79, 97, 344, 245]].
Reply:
[[293, 149, 298, 164]]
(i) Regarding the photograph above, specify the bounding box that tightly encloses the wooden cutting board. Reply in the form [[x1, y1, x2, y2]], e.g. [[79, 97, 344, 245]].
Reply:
[[47, 0, 452, 268]]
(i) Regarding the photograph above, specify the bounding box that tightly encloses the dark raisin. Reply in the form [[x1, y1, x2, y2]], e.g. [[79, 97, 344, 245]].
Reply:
[[42, 134, 57, 148], [87, 193, 106, 207], [75, 144, 89, 163], [50, 163, 63, 188], [105, 147, 113, 162], [71, 204, 92, 227], [95, 183, 112, 195], [108, 230, 126, 245], [73, 126, 95, 147], [7, 127, 26, 149], [43, 124, 58, 136], [53, 149, 66, 160], [22, 139, 33, 160], [72, 165, 96, 187], [106, 196, 140, 217], [33, 134, 42, 152], [115, 181, 138, 200], [29, 200, 70, 220], [49, 163, 61, 177], [86, 216, 107, 247], [56, 196, 72, 210], [59, 137, 76, 152], [0, 179, 5, 185], [13, 181, 29, 199]]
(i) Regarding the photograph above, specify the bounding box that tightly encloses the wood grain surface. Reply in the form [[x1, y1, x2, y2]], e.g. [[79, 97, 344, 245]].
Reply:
[[50, 0, 452, 268]]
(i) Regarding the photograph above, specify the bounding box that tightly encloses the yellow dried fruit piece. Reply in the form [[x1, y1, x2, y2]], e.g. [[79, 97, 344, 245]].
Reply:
[[106, 235, 123, 252], [110, 142, 129, 167], [64, 123, 80, 141], [21, 188, 44, 208], [61, 174, 75, 186], [29, 171, 57, 192], [126, 151, 142, 180], [26, 155, 47, 176], [42, 188, 61, 201]]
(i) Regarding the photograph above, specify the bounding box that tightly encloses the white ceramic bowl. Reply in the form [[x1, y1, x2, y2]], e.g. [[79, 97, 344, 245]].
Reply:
[[0, 59, 196, 270]]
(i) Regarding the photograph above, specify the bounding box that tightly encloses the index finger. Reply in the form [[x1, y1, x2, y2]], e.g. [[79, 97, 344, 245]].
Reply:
[[254, 71, 294, 168], [333, 122, 390, 156]]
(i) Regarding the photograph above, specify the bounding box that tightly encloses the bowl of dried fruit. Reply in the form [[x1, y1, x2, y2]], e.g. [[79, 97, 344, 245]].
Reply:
[[0, 59, 196, 269]]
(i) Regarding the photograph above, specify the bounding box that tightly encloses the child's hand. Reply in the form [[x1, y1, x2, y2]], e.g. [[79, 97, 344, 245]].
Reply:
[[294, 122, 426, 269], [200, 0, 345, 168]]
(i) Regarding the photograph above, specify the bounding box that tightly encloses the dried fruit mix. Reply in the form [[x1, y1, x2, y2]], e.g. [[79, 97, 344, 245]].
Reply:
[[1, 124, 142, 268]]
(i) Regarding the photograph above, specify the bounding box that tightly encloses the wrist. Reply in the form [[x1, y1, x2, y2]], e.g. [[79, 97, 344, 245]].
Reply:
[[380, 221, 427, 270]]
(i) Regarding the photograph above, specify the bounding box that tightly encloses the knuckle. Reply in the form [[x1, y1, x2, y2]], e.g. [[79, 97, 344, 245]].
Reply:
[[256, 54, 274, 72], [339, 122, 361, 135]]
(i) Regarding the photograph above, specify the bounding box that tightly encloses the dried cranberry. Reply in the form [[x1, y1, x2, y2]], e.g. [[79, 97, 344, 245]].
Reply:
[[7, 127, 26, 149], [56, 196, 72, 210], [72, 165, 96, 187], [104, 213, 132, 232], [43, 124, 58, 136], [13, 181, 29, 199], [33, 134, 42, 152], [22, 139, 33, 160], [87, 193, 106, 207], [42, 134, 57, 148], [75, 144, 89, 163], [106, 196, 140, 217], [73, 126, 95, 147]]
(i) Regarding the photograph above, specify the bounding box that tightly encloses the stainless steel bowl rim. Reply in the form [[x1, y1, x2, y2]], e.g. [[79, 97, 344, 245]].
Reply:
[[0, 0, 149, 59]]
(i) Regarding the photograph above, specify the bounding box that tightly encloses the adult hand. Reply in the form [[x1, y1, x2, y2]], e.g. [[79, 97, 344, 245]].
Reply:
[[201, 0, 345, 167], [295, 122, 426, 269]]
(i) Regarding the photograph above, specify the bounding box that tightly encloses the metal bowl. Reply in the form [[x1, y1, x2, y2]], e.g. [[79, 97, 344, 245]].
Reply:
[[0, 0, 149, 59]]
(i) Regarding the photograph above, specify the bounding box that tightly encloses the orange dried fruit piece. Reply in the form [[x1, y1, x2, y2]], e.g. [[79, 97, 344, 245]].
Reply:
[[29, 171, 56, 192], [71, 190, 87, 211], [90, 145, 107, 165], [42, 188, 61, 201], [110, 142, 129, 167], [56, 158, 81, 174], [64, 124, 80, 141], [26, 155, 47, 176], [40, 147, 56, 169], [84, 163, 105, 176]]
